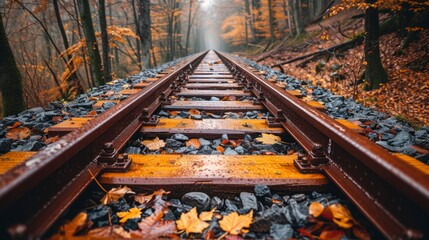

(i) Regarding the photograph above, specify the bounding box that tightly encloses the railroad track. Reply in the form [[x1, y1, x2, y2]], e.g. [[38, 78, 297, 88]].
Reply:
[[0, 50, 428, 239]]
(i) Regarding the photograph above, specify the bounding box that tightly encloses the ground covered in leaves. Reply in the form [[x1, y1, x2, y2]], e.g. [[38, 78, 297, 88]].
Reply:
[[51, 185, 371, 239]]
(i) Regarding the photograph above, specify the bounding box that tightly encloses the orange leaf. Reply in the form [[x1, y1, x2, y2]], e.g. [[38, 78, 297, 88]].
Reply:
[[176, 207, 210, 235], [86, 110, 97, 117], [133, 189, 170, 210], [169, 111, 179, 117], [221, 139, 230, 145], [219, 210, 253, 235], [88, 226, 131, 238], [6, 127, 31, 141], [188, 109, 200, 115], [11, 122, 22, 128], [186, 139, 202, 149], [62, 212, 88, 237], [216, 146, 225, 153], [309, 202, 324, 218]]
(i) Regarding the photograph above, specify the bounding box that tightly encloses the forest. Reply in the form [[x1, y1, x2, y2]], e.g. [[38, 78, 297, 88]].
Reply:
[[0, 0, 428, 124]]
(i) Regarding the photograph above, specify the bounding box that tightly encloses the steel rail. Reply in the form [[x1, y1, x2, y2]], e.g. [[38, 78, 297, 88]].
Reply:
[[216, 51, 429, 239], [0, 51, 208, 238]]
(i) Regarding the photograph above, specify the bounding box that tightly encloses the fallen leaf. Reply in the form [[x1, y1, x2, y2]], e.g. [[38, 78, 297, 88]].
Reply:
[[100, 186, 135, 205], [255, 133, 281, 144], [52, 116, 63, 123], [186, 139, 202, 149], [219, 210, 253, 235], [329, 204, 355, 229], [88, 226, 131, 238], [117, 207, 142, 223], [45, 136, 60, 144], [134, 189, 170, 210], [188, 109, 200, 115], [353, 225, 371, 240], [137, 209, 177, 239], [319, 230, 344, 240], [176, 207, 210, 235], [199, 208, 216, 221], [142, 137, 166, 150], [309, 202, 324, 218], [169, 111, 179, 117], [62, 212, 88, 237], [86, 110, 97, 116], [216, 146, 225, 153], [11, 122, 22, 128], [6, 127, 31, 141]]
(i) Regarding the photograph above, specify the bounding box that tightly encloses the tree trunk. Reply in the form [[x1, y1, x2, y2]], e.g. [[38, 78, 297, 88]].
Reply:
[[52, 0, 83, 94], [245, 0, 256, 41], [139, 0, 152, 69], [0, 14, 25, 116], [268, 0, 276, 41], [290, 0, 303, 36], [131, 0, 142, 68], [185, 0, 193, 55], [77, 0, 104, 86], [364, 0, 388, 90], [99, 0, 111, 82]]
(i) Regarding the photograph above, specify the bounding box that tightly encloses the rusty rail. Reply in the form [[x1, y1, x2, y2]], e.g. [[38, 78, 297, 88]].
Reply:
[[216, 51, 429, 239], [0, 51, 208, 238]]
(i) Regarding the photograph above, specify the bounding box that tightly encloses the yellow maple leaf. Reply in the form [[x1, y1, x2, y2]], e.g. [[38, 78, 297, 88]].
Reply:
[[176, 207, 210, 235], [255, 133, 281, 145], [199, 208, 216, 221], [329, 204, 355, 229], [117, 207, 142, 223], [142, 137, 166, 150], [100, 186, 135, 205], [219, 210, 253, 235]]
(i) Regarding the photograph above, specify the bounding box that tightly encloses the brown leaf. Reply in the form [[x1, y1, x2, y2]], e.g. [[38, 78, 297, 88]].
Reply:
[[133, 189, 170, 210], [52, 116, 63, 123], [6, 127, 31, 141], [353, 225, 371, 240], [88, 226, 131, 238], [188, 109, 200, 115], [176, 207, 210, 235], [117, 207, 142, 223], [62, 212, 88, 237], [142, 137, 166, 150], [319, 230, 344, 240], [100, 186, 135, 205], [255, 133, 281, 145], [45, 136, 60, 144], [86, 110, 97, 117], [219, 210, 253, 235], [186, 139, 202, 150], [135, 208, 177, 239], [309, 202, 324, 218]]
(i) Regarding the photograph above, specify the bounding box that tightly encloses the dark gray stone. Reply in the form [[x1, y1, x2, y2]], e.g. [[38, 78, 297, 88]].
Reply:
[[224, 199, 238, 212], [221, 134, 229, 140], [210, 97, 220, 101], [199, 138, 211, 146], [179, 111, 190, 118], [224, 147, 238, 155], [234, 146, 245, 154], [210, 196, 224, 209], [0, 138, 13, 153], [270, 224, 293, 240], [240, 192, 258, 210], [165, 139, 184, 148], [172, 134, 189, 141], [102, 101, 116, 110], [254, 185, 271, 198], [182, 192, 210, 211], [124, 146, 141, 154], [191, 114, 202, 120], [198, 145, 213, 154], [291, 194, 306, 202], [250, 217, 271, 233]]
